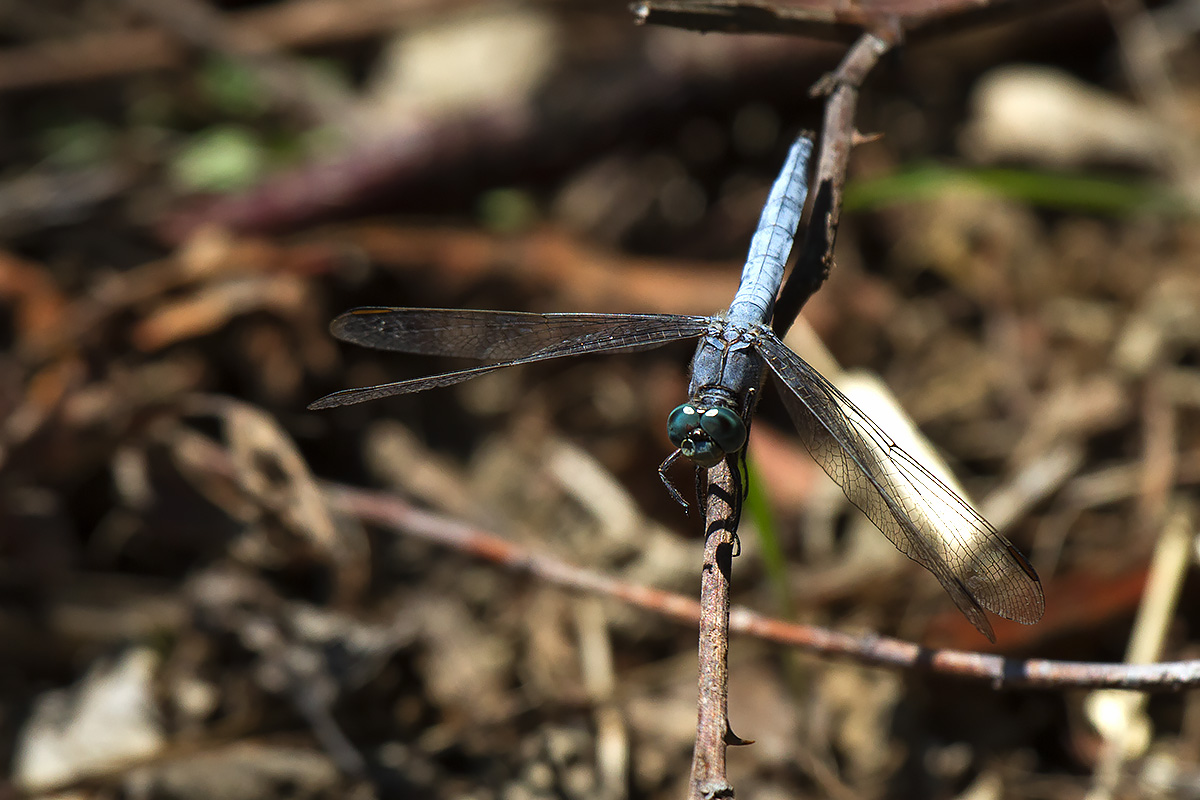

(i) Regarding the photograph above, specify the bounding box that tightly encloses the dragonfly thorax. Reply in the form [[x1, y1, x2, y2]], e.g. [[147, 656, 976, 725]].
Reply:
[[666, 402, 747, 467]]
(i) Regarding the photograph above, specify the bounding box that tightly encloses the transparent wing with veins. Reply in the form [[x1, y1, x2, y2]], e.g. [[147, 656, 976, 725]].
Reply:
[[754, 331, 1045, 642], [309, 307, 711, 409]]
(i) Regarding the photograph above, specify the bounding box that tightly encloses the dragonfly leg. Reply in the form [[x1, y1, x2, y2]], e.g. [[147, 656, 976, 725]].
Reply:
[[658, 449, 690, 509], [736, 446, 751, 501], [735, 384, 756, 504], [740, 384, 759, 415], [694, 465, 707, 514]]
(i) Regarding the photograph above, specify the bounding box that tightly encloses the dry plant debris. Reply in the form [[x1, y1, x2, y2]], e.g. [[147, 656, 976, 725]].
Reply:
[[2, 0, 1200, 798]]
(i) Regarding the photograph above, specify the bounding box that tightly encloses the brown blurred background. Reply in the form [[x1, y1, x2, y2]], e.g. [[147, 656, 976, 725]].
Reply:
[[1, 1, 1199, 798]]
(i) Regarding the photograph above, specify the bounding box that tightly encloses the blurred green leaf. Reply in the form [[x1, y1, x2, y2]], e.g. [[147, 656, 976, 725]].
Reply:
[[39, 119, 117, 168], [170, 125, 266, 192], [744, 457, 795, 619], [301, 57, 354, 95], [479, 188, 540, 233], [198, 58, 271, 118]]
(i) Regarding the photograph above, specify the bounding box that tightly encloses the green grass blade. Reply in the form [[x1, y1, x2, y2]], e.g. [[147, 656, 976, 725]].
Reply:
[[844, 165, 1191, 217]]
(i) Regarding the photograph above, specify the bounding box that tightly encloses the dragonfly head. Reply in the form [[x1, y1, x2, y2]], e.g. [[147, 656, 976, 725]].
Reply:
[[667, 403, 747, 467]]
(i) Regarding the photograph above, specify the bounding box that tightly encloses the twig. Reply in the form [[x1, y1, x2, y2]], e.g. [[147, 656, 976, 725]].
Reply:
[[1103, 0, 1200, 222], [1137, 371, 1177, 537], [632, 0, 862, 42], [1105, 0, 1187, 124], [322, 481, 1200, 691], [1085, 502, 1194, 799], [688, 458, 741, 799], [0, 0, 468, 93], [0, 166, 133, 238], [632, 0, 1078, 38], [774, 30, 892, 336]]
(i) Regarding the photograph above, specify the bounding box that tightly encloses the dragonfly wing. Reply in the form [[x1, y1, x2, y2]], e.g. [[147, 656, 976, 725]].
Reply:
[[330, 307, 709, 360], [311, 310, 710, 409], [310, 361, 532, 408], [755, 333, 1044, 641]]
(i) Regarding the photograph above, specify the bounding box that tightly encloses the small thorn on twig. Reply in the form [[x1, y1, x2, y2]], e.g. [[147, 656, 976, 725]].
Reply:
[[725, 722, 754, 746], [810, 72, 839, 97], [853, 130, 885, 146]]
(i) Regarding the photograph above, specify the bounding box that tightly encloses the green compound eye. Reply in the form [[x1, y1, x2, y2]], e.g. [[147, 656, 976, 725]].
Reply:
[[699, 407, 747, 453], [667, 404, 700, 448], [667, 404, 743, 467]]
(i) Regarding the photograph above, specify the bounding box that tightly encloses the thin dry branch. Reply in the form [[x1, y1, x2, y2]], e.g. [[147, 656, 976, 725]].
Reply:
[[774, 31, 892, 334], [324, 481, 1200, 691], [632, 0, 1082, 38], [0, 0, 467, 93], [688, 458, 741, 799]]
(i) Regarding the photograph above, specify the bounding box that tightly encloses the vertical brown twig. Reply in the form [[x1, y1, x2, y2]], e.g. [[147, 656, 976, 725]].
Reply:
[[773, 30, 894, 336], [688, 457, 741, 799], [688, 27, 895, 799]]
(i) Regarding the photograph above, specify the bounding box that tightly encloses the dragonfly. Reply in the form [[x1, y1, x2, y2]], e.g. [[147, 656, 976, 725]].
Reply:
[[310, 136, 1045, 642]]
